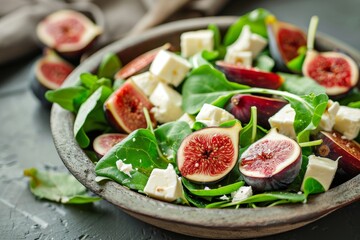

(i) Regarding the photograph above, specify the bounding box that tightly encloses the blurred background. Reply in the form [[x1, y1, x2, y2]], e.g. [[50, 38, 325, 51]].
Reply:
[[0, 0, 359, 239]]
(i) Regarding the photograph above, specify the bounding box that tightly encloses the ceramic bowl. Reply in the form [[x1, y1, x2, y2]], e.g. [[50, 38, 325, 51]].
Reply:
[[50, 17, 360, 239]]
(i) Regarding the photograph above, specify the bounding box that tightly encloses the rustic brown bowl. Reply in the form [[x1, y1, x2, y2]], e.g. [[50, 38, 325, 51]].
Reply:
[[50, 16, 360, 239]]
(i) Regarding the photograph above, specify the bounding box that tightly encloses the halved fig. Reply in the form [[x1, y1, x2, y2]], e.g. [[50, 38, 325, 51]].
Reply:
[[216, 61, 284, 89], [36, 10, 102, 57], [226, 94, 288, 128], [302, 50, 359, 96], [266, 15, 307, 72], [177, 122, 242, 183], [104, 79, 157, 133], [31, 49, 74, 106], [115, 43, 171, 80], [93, 133, 128, 157], [314, 131, 360, 176], [239, 128, 302, 191]]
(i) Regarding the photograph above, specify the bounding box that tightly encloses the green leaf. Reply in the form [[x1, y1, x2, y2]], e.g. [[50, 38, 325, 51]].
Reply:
[[182, 178, 244, 197], [286, 46, 307, 73], [201, 50, 219, 61], [24, 168, 100, 204], [239, 106, 258, 147], [95, 129, 169, 191], [97, 53, 122, 79], [303, 177, 325, 198], [279, 72, 326, 95], [224, 8, 271, 46], [208, 24, 221, 50], [338, 88, 360, 106], [254, 54, 275, 72], [287, 155, 309, 192], [154, 121, 192, 163]]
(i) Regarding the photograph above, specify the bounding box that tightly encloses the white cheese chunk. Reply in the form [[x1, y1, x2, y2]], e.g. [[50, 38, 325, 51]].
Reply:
[[224, 51, 252, 67], [318, 100, 340, 132], [149, 82, 183, 123], [116, 160, 133, 177], [144, 164, 183, 202], [249, 33, 268, 57], [195, 103, 235, 127], [301, 155, 338, 191], [231, 186, 253, 203], [180, 30, 214, 58], [177, 113, 195, 128], [268, 104, 296, 139], [149, 50, 191, 87], [129, 71, 161, 96], [333, 106, 360, 140]]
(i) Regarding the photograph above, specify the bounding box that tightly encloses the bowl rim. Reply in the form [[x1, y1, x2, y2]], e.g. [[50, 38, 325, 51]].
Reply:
[[51, 16, 360, 234]]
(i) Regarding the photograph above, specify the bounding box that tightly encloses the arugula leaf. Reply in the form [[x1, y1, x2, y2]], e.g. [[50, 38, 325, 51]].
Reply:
[[182, 178, 244, 197], [303, 177, 325, 198], [73, 86, 113, 148], [24, 168, 101, 204], [279, 72, 326, 95], [224, 8, 271, 46], [95, 129, 169, 191], [154, 121, 192, 163], [97, 53, 122, 79]]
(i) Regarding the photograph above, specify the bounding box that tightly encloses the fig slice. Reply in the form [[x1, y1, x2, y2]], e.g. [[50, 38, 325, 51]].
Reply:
[[216, 61, 284, 89], [177, 122, 242, 183], [114, 43, 171, 80], [266, 15, 307, 72], [36, 10, 102, 57], [93, 133, 128, 157], [302, 50, 359, 96], [314, 131, 360, 176], [226, 94, 288, 128], [104, 79, 156, 133], [239, 128, 302, 191]]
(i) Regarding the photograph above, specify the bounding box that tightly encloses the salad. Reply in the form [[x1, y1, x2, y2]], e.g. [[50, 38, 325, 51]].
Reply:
[[46, 8, 360, 209]]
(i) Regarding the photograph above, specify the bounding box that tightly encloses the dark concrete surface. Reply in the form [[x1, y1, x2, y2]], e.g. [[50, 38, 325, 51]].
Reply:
[[0, 0, 359, 239]]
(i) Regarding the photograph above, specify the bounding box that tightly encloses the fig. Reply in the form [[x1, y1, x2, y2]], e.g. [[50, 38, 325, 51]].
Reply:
[[314, 131, 360, 176], [177, 122, 242, 183], [216, 61, 284, 89], [104, 79, 157, 133], [226, 94, 288, 128], [239, 128, 302, 191], [266, 15, 307, 72], [115, 43, 171, 80], [36, 10, 102, 58], [93, 133, 128, 157], [302, 50, 359, 96], [31, 49, 74, 106]]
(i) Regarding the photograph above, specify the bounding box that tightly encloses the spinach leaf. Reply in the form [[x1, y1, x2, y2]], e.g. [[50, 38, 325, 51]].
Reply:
[[24, 168, 101, 204], [338, 88, 360, 106], [303, 177, 325, 198], [192, 121, 207, 131], [74, 86, 113, 148], [279, 72, 326, 95], [97, 52, 122, 79], [239, 106, 257, 147], [182, 178, 244, 197], [287, 155, 309, 192], [286, 46, 307, 73], [189, 52, 212, 69], [95, 129, 169, 191], [154, 121, 192, 163], [224, 8, 271, 46], [254, 54, 275, 72], [183, 189, 208, 208], [208, 24, 221, 50], [182, 65, 249, 114]]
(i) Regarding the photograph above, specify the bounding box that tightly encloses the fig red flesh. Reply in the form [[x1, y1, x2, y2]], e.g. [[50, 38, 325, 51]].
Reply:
[[216, 61, 284, 89], [93, 133, 128, 157]]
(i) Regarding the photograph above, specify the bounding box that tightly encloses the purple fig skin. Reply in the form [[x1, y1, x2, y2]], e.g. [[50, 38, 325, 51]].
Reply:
[[239, 129, 302, 191], [226, 94, 288, 128], [315, 131, 360, 176]]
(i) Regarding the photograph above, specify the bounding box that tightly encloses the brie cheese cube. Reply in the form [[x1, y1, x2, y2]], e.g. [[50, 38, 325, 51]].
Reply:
[[227, 25, 268, 58], [129, 71, 160, 96], [333, 106, 360, 140], [195, 103, 235, 127], [231, 186, 253, 203], [301, 155, 338, 191], [149, 82, 183, 123], [144, 164, 183, 202], [180, 30, 214, 58], [224, 51, 252, 67], [116, 160, 133, 177], [318, 100, 340, 132], [149, 50, 191, 87], [177, 113, 195, 128], [268, 104, 296, 139]]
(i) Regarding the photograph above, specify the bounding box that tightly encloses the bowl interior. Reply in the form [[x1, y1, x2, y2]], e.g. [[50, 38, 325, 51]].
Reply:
[[51, 16, 360, 239]]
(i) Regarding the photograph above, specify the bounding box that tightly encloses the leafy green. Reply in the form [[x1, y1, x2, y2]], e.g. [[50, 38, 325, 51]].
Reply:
[[97, 53, 122, 79], [254, 54, 275, 72], [303, 177, 325, 198], [95, 129, 170, 191], [338, 88, 360, 106], [208, 24, 221, 50], [189, 52, 212, 68], [24, 168, 101, 204], [224, 8, 271, 46], [239, 106, 257, 147], [182, 178, 244, 197], [287, 155, 309, 192], [154, 121, 192, 163], [286, 46, 307, 73], [279, 72, 326, 95]]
